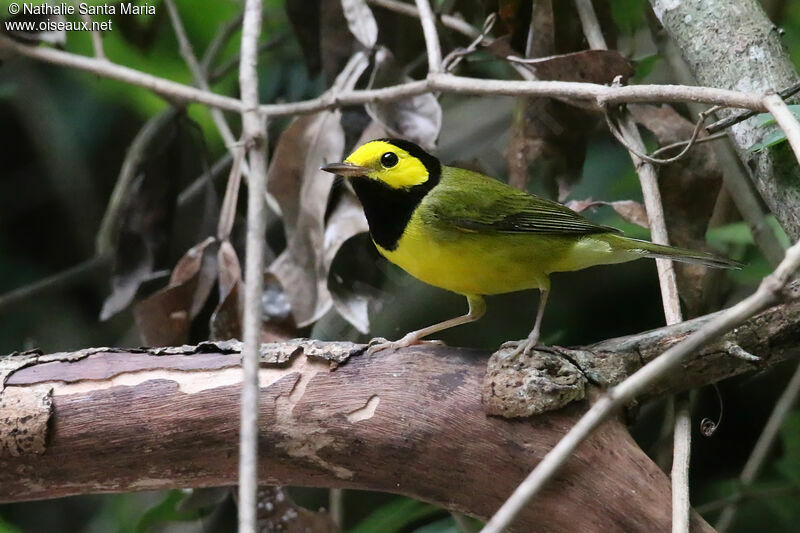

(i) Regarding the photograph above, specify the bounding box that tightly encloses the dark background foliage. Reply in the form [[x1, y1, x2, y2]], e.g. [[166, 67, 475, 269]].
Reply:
[[0, 0, 799, 531]]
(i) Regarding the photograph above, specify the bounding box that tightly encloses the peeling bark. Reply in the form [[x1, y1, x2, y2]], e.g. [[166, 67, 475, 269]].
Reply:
[[0, 340, 714, 532], [0, 300, 796, 529]]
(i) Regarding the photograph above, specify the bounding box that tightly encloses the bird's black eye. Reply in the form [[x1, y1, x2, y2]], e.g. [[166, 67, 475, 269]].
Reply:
[[380, 152, 399, 168]]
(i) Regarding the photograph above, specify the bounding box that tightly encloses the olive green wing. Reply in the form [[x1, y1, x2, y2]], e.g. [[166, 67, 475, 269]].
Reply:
[[426, 166, 621, 235]]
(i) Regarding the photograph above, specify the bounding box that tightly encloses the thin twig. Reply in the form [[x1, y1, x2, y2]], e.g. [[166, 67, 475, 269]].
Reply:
[[764, 93, 800, 158], [573, 0, 608, 50], [209, 32, 289, 83], [238, 0, 268, 530], [0, 35, 773, 116], [481, 90, 800, 533], [605, 109, 711, 166], [367, 0, 481, 40], [200, 10, 244, 74], [481, 237, 800, 533], [650, 131, 727, 157], [706, 80, 800, 134], [164, 0, 238, 151], [164, 0, 281, 215], [70, 0, 105, 60], [714, 93, 800, 532], [698, 485, 800, 515], [415, 0, 443, 73], [0, 255, 110, 314], [585, 0, 690, 520]]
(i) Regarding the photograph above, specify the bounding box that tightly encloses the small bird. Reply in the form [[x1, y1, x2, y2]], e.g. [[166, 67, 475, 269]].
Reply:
[[321, 138, 739, 355]]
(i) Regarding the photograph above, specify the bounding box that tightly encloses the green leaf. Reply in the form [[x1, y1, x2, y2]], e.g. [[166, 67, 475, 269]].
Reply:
[[749, 128, 788, 151], [412, 516, 461, 533], [632, 55, 660, 82], [781, 411, 800, 462], [749, 105, 800, 151], [135, 491, 200, 533], [0, 516, 22, 533], [706, 221, 754, 246], [349, 498, 443, 533], [610, 0, 646, 32], [752, 105, 800, 127]]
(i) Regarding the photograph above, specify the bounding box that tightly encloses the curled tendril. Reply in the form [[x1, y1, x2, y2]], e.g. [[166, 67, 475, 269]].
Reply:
[[700, 384, 724, 437]]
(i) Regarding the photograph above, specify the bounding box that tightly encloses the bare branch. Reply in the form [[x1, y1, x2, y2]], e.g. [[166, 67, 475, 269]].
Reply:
[[367, 0, 481, 40], [575, 4, 689, 527], [0, 35, 244, 112], [414, 0, 443, 73], [482, 237, 800, 532], [238, 0, 269, 529], [1, 36, 773, 119]]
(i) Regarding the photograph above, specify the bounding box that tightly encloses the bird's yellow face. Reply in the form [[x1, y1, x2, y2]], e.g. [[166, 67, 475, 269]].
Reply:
[[339, 140, 432, 189]]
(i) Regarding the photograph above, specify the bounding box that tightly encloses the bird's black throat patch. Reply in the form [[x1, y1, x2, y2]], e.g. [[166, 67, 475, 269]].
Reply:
[[349, 153, 441, 251]]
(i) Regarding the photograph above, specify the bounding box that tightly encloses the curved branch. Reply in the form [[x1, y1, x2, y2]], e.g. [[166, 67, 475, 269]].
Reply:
[[0, 35, 769, 119], [1, 341, 711, 533]]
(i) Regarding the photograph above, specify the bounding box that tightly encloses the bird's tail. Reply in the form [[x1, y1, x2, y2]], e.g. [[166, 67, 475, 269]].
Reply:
[[612, 236, 742, 269]]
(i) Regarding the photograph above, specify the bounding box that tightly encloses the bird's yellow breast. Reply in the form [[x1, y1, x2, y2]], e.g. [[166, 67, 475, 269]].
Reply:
[[375, 209, 625, 296]]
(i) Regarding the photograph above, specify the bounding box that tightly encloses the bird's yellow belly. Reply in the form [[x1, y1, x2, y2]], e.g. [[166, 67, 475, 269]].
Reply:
[[375, 216, 624, 296]]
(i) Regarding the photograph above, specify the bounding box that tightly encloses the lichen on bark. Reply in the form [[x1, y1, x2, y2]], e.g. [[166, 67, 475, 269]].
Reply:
[[651, 0, 800, 239]]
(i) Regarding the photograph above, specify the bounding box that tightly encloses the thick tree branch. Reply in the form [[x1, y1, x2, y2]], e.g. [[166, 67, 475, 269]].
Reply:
[[650, 0, 800, 240], [0, 339, 713, 533], [1, 300, 798, 520]]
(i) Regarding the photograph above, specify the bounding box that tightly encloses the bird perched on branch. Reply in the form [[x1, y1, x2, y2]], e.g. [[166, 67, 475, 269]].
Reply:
[[322, 138, 739, 355]]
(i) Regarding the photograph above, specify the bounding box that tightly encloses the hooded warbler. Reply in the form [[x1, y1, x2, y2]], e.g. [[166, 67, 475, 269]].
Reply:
[[321, 138, 739, 355]]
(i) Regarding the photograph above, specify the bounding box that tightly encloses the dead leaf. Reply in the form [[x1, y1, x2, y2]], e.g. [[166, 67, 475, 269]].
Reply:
[[366, 47, 442, 150], [101, 111, 186, 321], [256, 486, 337, 533], [268, 54, 369, 328], [566, 199, 649, 228], [325, 190, 370, 333], [508, 50, 634, 84], [269, 111, 346, 327], [341, 0, 378, 48], [134, 237, 218, 346]]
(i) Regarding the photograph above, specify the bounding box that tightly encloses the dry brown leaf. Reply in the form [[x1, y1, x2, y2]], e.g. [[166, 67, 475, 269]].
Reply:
[[366, 47, 442, 150], [515, 50, 634, 85], [134, 237, 218, 347], [269, 111, 346, 327], [209, 240, 243, 341], [100, 112, 184, 321], [341, 0, 378, 48], [566, 199, 649, 228]]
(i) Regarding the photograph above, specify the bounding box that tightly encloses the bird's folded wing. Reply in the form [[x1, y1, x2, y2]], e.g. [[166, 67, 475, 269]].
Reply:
[[429, 175, 620, 236]]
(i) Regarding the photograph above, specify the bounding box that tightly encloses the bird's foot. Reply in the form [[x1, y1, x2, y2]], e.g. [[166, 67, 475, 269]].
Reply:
[[500, 336, 542, 358], [366, 334, 446, 354]]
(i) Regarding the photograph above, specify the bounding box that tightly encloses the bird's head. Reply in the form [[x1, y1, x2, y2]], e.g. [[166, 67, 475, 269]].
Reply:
[[321, 138, 441, 189]]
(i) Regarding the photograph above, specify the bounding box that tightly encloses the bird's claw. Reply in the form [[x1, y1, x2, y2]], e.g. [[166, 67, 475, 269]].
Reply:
[[501, 338, 542, 358], [365, 336, 446, 355]]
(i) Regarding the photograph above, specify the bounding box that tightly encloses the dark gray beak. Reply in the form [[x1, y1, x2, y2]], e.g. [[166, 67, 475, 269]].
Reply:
[[320, 162, 370, 177]]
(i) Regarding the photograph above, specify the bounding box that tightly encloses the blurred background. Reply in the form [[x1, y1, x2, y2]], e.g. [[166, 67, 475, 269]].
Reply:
[[1, 0, 799, 531]]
